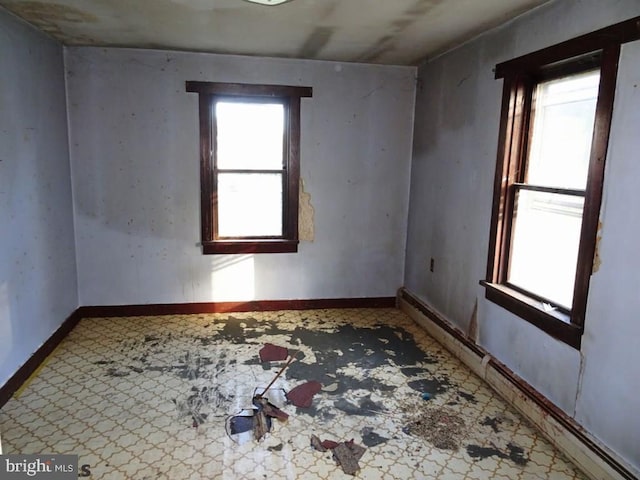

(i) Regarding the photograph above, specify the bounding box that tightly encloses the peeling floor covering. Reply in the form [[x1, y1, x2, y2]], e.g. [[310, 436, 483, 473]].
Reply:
[[0, 308, 588, 479]]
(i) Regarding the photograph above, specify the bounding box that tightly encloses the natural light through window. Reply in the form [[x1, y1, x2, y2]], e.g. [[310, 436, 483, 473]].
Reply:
[[215, 101, 285, 238], [211, 255, 256, 301], [507, 70, 600, 309]]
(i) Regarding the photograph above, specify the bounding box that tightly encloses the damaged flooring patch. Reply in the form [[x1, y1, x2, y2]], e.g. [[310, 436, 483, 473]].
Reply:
[[402, 406, 466, 451], [0, 309, 587, 479]]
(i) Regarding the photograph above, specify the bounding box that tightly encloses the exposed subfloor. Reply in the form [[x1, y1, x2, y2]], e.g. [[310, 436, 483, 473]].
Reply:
[[0, 308, 588, 479]]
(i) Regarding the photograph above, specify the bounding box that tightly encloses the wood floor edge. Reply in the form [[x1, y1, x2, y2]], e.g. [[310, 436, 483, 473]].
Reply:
[[397, 287, 639, 480], [0, 309, 82, 409]]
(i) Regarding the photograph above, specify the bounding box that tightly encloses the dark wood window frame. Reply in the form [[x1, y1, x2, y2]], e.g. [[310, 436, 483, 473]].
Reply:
[[186, 81, 312, 254], [483, 16, 640, 349]]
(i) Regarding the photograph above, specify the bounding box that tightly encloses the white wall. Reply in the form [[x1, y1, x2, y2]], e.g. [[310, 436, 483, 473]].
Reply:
[[0, 9, 78, 386], [405, 0, 640, 471], [65, 48, 416, 305]]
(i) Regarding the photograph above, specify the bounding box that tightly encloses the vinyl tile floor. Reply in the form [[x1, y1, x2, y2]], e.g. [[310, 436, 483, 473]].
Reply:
[[0, 308, 588, 479]]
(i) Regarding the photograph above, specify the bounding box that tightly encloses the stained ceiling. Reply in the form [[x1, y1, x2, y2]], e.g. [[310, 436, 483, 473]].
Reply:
[[0, 0, 549, 65]]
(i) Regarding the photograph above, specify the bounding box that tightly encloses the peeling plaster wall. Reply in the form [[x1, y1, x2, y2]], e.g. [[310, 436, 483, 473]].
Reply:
[[0, 9, 77, 386], [298, 179, 315, 243], [405, 0, 640, 471], [66, 47, 415, 305]]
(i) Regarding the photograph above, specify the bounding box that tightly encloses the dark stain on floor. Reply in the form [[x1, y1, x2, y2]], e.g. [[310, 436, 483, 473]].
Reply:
[[480, 416, 502, 433], [144, 351, 215, 380], [93, 316, 474, 434], [94, 317, 454, 425], [197, 336, 215, 346], [106, 317, 436, 393], [295, 403, 336, 421], [457, 391, 477, 403], [407, 376, 451, 396], [335, 395, 386, 417], [219, 316, 293, 344], [466, 443, 528, 466], [174, 386, 231, 427], [400, 367, 429, 377], [283, 323, 439, 397], [361, 427, 390, 447]]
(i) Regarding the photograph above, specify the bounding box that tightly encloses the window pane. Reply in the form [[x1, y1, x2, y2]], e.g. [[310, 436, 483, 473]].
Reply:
[[508, 190, 584, 309], [526, 70, 600, 190], [216, 102, 284, 170], [217, 173, 283, 237]]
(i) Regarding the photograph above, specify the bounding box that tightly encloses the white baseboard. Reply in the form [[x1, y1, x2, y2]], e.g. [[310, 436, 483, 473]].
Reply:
[[398, 288, 639, 480]]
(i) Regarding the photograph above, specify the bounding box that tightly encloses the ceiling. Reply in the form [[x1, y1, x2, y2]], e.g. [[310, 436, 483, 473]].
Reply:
[[0, 0, 549, 65]]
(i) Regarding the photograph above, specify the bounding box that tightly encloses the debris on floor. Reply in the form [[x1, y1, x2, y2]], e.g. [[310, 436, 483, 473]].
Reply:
[[229, 413, 260, 435], [252, 403, 270, 441], [257, 350, 299, 397], [321, 439, 339, 450], [402, 407, 466, 451], [253, 395, 289, 422], [227, 347, 300, 443], [310, 434, 326, 452], [1, 309, 589, 479], [309, 435, 339, 452], [310, 435, 367, 476], [227, 396, 289, 442], [259, 343, 289, 362], [287, 380, 322, 408], [333, 440, 367, 475]]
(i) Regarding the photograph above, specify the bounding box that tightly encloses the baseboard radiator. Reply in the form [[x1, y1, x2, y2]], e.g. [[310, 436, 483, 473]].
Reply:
[[397, 288, 638, 480]]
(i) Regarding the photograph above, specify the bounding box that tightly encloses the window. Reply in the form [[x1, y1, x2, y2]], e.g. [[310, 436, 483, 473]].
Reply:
[[506, 68, 600, 310], [186, 82, 312, 254], [483, 17, 640, 348]]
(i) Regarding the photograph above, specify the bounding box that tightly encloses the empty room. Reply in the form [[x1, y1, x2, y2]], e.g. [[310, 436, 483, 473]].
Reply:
[[1, 0, 639, 478]]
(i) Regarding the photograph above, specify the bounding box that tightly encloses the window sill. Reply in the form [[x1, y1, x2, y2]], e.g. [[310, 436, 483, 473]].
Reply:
[[480, 281, 582, 349], [202, 239, 298, 255]]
